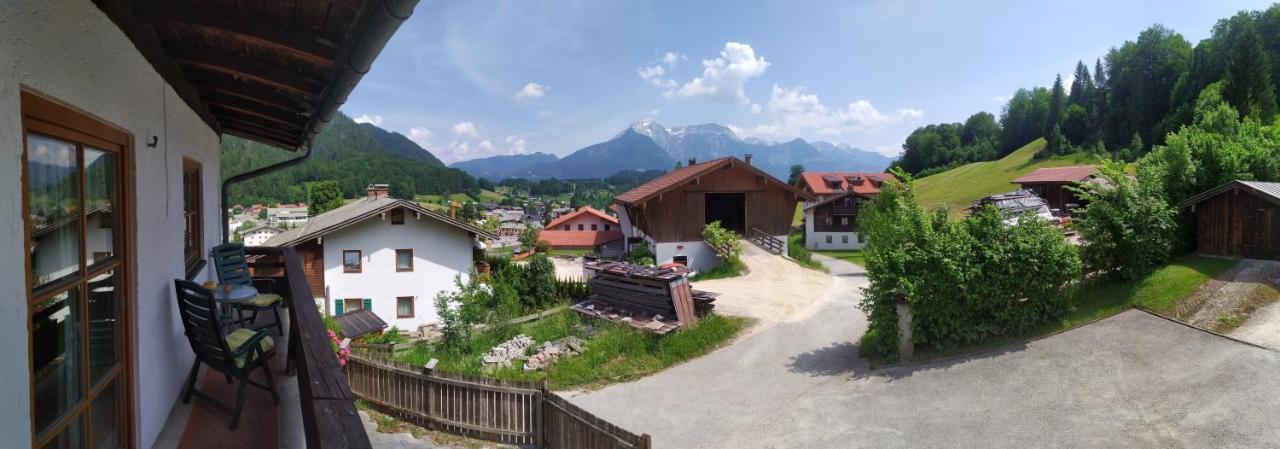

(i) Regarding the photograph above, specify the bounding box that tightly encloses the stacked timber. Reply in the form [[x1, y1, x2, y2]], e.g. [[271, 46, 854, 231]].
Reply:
[[571, 261, 719, 334]]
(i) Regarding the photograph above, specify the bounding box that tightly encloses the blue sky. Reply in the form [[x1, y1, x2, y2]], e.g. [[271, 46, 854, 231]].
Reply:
[[342, 0, 1271, 164]]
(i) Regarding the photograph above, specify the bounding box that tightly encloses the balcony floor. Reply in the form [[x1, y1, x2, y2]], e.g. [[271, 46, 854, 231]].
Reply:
[[153, 312, 306, 449]]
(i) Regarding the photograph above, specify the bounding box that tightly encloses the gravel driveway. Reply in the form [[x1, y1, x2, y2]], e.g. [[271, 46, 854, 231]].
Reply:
[[567, 255, 1280, 448]]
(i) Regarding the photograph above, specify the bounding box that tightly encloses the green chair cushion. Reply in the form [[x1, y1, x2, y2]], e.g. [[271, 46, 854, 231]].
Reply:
[[245, 293, 282, 307], [225, 328, 274, 367]]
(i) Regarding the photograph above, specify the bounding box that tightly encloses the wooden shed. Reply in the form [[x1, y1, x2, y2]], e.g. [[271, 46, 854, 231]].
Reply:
[[1011, 165, 1095, 213], [614, 156, 813, 270], [1182, 180, 1280, 259]]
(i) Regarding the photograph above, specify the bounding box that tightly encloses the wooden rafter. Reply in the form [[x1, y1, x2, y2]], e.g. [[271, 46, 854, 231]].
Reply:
[[173, 52, 323, 99], [208, 103, 305, 129], [139, 16, 338, 68]]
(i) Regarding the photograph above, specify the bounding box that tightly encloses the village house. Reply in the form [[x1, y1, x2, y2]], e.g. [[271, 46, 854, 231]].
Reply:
[[796, 171, 894, 250], [0, 0, 414, 447], [538, 206, 625, 257], [240, 224, 282, 247], [1181, 180, 1280, 260], [1011, 165, 1096, 213], [265, 184, 495, 332], [267, 203, 310, 227], [615, 156, 813, 271], [797, 171, 896, 205]]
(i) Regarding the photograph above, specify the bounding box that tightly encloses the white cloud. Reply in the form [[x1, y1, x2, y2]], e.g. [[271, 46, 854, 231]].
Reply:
[[732, 84, 923, 139], [408, 126, 432, 148], [515, 82, 548, 99], [476, 140, 494, 153], [505, 135, 527, 154], [638, 64, 676, 89], [661, 51, 686, 66], [675, 42, 769, 105], [992, 95, 1010, 104], [751, 103, 762, 114], [353, 114, 384, 126], [452, 121, 479, 138]]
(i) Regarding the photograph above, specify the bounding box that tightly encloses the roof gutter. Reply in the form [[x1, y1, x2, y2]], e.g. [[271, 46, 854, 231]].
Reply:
[[220, 0, 417, 242]]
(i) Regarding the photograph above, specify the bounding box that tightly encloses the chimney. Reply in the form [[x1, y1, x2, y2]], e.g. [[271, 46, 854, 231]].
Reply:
[[366, 184, 390, 200], [744, 153, 753, 165], [688, 157, 697, 166]]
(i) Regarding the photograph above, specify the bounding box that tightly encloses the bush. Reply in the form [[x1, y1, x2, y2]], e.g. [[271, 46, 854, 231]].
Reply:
[[858, 173, 1081, 357], [625, 244, 656, 266], [523, 254, 558, 308], [363, 326, 406, 345], [433, 275, 487, 351], [786, 232, 823, 271], [1071, 160, 1176, 280], [701, 221, 742, 263]]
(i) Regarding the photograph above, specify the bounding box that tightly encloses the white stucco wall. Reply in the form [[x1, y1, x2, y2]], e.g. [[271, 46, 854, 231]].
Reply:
[[243, 228, 281, 246], [804, 208, 865, 250], [553, 213, 616, 232], [322, 211, 475, 331], [0, 1, 222, 447], [654, 241, 722, 272]]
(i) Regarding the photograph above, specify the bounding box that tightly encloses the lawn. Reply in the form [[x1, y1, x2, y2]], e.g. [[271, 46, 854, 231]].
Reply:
[[546, 248, 591, 258], [913, 138, 1099, 217], [397, 310, 752, 390], [871, 255, 1239, 364], [816, 249, 865, 266], [1062, 255, 1239, 325], [477, 189, 507, 203]]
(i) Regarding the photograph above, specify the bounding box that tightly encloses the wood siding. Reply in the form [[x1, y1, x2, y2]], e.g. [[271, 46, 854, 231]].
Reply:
[[811, 199, 861, 233], [1019, 182, 1083, 213], [1196, 188, 1280, 259], [297, 240, 326, 297], [630, 162, 798, 241]]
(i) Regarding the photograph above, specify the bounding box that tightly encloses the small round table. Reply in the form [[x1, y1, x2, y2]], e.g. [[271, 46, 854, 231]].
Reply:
[[212, 284, 259, 330]]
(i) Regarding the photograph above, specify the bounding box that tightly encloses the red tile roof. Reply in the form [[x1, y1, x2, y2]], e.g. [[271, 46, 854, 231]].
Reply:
[[615, 156, 813, 205], [536, 230, 624, 248], [799, 172, 896, 196], [545, 206, 619, 230], [1012, 165, 1095, 184]]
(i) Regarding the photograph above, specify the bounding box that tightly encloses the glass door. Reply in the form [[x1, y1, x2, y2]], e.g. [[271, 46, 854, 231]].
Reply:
[[22, 92, 131, 449]]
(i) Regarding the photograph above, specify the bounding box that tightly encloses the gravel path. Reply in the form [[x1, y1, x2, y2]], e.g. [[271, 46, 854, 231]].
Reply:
[[691, 241, 832, 323], [1173, 259, 1280, 329], [1230, 300, 1280, 349], [568, 255, 1280, 448]]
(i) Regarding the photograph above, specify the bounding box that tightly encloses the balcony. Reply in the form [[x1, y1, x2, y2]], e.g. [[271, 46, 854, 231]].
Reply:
[[156, 247, 370, 449]]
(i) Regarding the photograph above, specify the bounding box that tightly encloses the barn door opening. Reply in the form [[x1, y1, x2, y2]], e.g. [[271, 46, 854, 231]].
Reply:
[[705, 193, 746, 234]]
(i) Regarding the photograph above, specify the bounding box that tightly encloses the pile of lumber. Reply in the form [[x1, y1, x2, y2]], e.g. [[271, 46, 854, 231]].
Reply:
[[571, 260, 719, 334]]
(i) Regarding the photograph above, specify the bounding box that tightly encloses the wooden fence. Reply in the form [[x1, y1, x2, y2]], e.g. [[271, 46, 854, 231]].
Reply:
[[748, 227, 785, 255], [346, 354, 651, 449]]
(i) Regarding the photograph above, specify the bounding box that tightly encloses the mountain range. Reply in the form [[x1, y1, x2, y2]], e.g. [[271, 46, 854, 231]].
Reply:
[[450, 119, 893, 180]]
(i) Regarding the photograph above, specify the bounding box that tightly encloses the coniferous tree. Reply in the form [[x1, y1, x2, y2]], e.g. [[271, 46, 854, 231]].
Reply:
[[1068, 61, 1094, 107], [1222, 13, 1278, 123], [1045, 75, 1067, 137]]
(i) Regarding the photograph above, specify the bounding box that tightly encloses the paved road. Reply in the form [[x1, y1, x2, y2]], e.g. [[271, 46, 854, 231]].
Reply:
[[567, 255, 1280, 448]]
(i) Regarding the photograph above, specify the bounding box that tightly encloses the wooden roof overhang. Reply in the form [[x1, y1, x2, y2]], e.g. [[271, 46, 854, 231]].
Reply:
[[92, 0, 418, 150], [614, 157, 816, 207]]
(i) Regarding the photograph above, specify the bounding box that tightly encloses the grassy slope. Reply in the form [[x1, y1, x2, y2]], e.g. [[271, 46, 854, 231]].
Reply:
[[477, 189, 507, 203], [816, 250, 865, 267], [913, 138, 1098, 216]]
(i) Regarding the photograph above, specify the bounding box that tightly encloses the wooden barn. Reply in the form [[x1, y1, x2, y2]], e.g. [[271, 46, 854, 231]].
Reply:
[[1011, 165, 1096, 213], [1182, 180, 1280, 260], [614, 156, 814, 271]]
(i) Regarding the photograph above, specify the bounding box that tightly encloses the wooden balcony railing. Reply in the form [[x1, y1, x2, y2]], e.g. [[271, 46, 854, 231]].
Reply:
[[245, 246, 371, 449]]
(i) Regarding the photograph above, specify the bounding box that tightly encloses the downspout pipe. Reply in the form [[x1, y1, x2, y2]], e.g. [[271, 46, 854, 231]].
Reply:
[[219, 0, 418, 243]]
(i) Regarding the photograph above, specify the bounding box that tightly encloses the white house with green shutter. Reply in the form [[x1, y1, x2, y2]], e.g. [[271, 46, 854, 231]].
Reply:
[[265, 185, 495, 332]]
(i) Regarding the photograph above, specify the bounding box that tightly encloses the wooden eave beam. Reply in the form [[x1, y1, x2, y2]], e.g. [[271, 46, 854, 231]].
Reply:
[[221, 118, 305, 142], [202, 90, 303, 123], [139, 16, 338, 69], [208, 102, 306, 129], [90, 0, 221, 134], [174, 53, 323, 100], [197, 85, 308, 116], [223, 129, 298, 150], [184, 73, 313, 112]]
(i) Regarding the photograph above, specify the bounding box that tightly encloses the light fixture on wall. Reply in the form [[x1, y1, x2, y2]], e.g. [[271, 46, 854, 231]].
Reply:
[[146, 135, 158, 148]]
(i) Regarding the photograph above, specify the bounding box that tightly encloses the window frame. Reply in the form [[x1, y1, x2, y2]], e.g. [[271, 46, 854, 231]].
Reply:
[[343, 250, 362, 273], [825, 235, 832, 244], [577, 224, 584, 231], [396, 296, 415, 318], [20, 90, 136, 449], [390, 208, 404, 225], [395, 249, 413, 272], [181, 158, 203, 278], [343, 298, 364, 313]]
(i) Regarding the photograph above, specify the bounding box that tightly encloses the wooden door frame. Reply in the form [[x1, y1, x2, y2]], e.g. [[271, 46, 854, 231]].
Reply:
[[20, 90, 137, 449]]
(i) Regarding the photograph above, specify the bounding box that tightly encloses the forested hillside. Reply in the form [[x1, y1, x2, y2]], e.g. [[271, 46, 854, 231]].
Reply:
[[897, 4, 1280, 175], [221, 112, 478, 205]]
